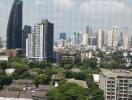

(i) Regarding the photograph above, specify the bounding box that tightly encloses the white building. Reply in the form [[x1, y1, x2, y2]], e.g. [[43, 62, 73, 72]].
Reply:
[[123, 27, 129, 50], [0, 56, 9, 61], [112, 26, 118, 49], [26, 19, 54, 61], [5, 68, 15, 76], [97, 29, 104, 49], [26, 33, 34, 60], [93, 74, 99, 83], [100, 69, 132, 100], [82, 33, 88, 46], [0, 97, 32, 100], [58, 39, 66, 48], [107, 31, 113, 48]]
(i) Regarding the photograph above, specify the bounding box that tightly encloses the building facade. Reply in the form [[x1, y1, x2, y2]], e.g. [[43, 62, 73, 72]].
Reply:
[[60, 33, 66, 40], [26, 19, 54, 62], [123, 27, 129, 50], [97, 29, 104, 49], [7, 0, 23, 49], [71, 32, 82, 46], [107, 31, 113, 48], [22, 25, 31, 50], [100, 69, 132, 100], [82, 33, 88, 46]]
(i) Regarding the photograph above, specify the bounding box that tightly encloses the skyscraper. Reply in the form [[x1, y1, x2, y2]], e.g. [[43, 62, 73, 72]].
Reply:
[[71, 32, 81, 46], [26, 19, 54, 62], [131, 36, 132, 47], [123, 27, 129, 50], [60, 33, 66, 40], [97, 29, 104, 49], [82, 32, 88, 46], [107, 31, 114, 48], [7, 0, 23, 49], [112, 26, 118, 50], [86, 26, 97, 46], [88, 33, 97, 46], [22, 25, 31, 50]]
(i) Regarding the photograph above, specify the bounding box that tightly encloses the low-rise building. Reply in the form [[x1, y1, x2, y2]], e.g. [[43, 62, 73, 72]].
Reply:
[[0, 79, 53, 100], [0, 56, 9, 61], [6, 49, 25, 57], [93, 74, 99, 83], [67, 78, 88, 89]]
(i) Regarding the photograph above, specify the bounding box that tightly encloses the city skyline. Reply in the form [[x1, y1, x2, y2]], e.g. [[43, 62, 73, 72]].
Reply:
[[0, 0, 132, 40]]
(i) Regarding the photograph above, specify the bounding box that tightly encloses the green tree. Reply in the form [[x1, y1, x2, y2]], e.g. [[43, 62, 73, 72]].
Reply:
[[29, 61, 51, 69], [65, 71, 74, 78], [0, 70, 12, 89], [83, 70, 104, 100], [0, 61, 8, 70], [34, 73, 49, 87], [9, 57, 28, 68], [12, 68, 31, 79], [46, 82, 89, 100], [82, 58, 98, 69], [65, 71, 85, 80], [64, 64, 73, 70]]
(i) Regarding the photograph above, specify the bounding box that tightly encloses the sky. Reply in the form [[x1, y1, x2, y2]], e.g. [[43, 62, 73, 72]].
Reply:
[[0, 0, 132, 40]]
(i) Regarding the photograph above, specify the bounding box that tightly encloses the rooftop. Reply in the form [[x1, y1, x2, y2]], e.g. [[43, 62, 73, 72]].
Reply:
[[100, 68, 132, 77], [0, 80, 53, 100], [67, 78, 88, 88]]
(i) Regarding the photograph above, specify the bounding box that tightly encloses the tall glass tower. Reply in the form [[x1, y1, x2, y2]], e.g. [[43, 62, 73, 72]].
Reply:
[[7, 0, 23, 49]]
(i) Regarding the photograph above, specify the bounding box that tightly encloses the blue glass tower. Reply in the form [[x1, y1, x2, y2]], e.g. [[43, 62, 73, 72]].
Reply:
[[7, 0, 23, 49]]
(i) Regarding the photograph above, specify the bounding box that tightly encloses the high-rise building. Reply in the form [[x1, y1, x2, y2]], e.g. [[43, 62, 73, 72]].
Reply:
[[100, 69, 132, 100], [112, 26, 118, 50], [0, 37, 2, 48], [97, 29, 104, 49], [7, 0, 23, 49], [26, 19, 54, 62], [86, 26, 92, 45], [88, 32, 97, 46], [26, 32, 34, 59], [86, 26, 97, 46], [131, 36, 132, 47], [22, 25, 31, 50], [107, 31, 113, 48], [86, 26, 92, 37], [60, 33, 66, 40], [123, 27, 129, 50], [82, 33, 88, 46], [118, 32, 123, 47], [71, 32, 81, 46]]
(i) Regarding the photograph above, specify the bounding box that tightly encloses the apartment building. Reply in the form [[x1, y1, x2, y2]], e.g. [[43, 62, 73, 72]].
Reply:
[[100, 69, 132, 100]]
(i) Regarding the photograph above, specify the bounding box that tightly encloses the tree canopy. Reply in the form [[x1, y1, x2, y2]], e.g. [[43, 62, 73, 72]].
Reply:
[[46, 82, 89, 100]]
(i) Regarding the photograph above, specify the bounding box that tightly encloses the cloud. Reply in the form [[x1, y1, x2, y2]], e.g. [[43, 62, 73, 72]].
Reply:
[[79, 0, 126, 13], [54, 0, 76, 10]]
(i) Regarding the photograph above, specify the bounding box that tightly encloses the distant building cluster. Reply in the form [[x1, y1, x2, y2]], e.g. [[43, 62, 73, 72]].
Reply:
[[1, 0, 131, 62], [55, 26, 131, 51], [0, 0, 131, 63]]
